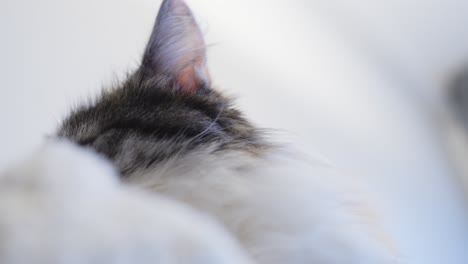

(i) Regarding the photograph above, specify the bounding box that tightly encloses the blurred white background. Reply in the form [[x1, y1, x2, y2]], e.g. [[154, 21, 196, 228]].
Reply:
[[1, 0, 468, 263]]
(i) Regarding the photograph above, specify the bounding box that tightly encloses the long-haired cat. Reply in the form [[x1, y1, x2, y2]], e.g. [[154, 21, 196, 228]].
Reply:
[[57, 0, 402, 263]]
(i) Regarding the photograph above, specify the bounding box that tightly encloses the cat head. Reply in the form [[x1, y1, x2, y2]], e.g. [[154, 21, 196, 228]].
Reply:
[[57, 0, 268, 176]]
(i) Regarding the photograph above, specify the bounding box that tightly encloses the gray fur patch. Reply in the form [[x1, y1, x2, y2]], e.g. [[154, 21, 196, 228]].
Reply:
[[57, 69, 269, 176]]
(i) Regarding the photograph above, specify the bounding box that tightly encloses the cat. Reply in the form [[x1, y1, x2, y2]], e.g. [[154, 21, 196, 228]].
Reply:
[[57, 0, 402, 263], [0, 140, 253, 264]]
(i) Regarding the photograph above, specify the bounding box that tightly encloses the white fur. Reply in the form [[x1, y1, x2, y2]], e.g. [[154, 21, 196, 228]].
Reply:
[[0, 141, 253, 264], [0, 140, 402, 263], [128, 146, 402, 264]]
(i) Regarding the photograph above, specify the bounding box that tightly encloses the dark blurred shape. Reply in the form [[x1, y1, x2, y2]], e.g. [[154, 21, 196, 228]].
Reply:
[[449, 66, 468, 131]]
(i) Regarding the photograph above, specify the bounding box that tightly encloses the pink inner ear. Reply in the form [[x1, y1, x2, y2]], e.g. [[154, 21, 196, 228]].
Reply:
[[176, 61, 210, 94]]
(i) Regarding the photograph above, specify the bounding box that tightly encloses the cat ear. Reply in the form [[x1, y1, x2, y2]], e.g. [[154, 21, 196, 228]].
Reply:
[[141, 0, 210, 93]]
